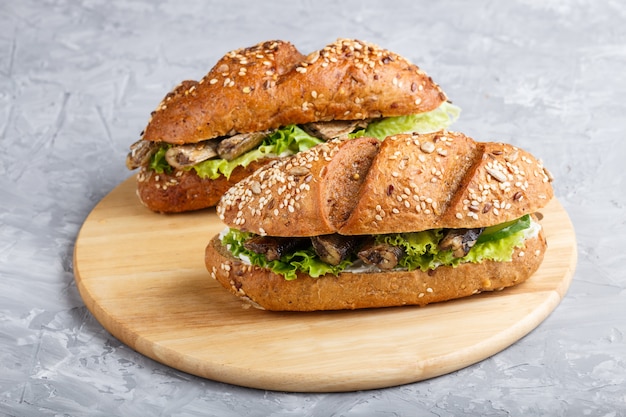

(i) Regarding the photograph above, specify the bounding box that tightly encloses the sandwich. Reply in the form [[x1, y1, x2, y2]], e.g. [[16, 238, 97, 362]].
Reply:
[[205, 131, 554, 311], [125, 38, 459, 213]]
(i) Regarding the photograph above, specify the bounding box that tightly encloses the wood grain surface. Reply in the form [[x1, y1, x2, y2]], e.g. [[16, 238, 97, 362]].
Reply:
[[73, 175, 577, 392]]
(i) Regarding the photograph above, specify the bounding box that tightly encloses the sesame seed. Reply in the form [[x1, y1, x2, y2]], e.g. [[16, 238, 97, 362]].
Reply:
[[420, 142, 435, 153], [486, 166, 508, 183]]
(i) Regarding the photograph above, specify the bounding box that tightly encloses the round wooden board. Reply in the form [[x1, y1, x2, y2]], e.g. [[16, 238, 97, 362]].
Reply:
[[73, 175, 577, 392]]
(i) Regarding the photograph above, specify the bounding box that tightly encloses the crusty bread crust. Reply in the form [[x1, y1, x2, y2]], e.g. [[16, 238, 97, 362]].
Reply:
[[205, 228, 547, 311], [141, 39, 446, 145], [217, 132, 554, 236], [135, 158, 273, 213], [341, 133, 554, 233], [217, 137, 382, 235]]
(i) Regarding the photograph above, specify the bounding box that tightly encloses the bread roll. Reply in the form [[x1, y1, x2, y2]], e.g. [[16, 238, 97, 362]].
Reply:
[[142, 39, 447, 145], [217, 132, 554, 236], [135, 159, 273, 213]]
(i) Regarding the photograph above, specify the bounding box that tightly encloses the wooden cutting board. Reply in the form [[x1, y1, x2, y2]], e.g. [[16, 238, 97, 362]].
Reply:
[[73, 175, 577, 392]]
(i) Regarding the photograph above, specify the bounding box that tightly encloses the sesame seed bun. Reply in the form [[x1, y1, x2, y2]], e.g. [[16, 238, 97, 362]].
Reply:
[[142, 39, 446, 145], [217, 132, 554, 236], [135, 158, 274, 213]]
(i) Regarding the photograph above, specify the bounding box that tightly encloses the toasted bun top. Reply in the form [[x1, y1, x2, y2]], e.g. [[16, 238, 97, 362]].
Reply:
[[141, 39, 447, 145], [217, 131, 554, 237]]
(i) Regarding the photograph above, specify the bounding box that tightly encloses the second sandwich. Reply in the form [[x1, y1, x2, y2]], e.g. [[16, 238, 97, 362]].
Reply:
[[207, 131, 554, 311]]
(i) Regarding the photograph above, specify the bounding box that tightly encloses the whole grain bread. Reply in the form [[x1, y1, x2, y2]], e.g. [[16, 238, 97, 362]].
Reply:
[[135, 158, 273, 213], [205, 228, 547, 311], [217, 131, 554, 236], [141, 39, 447, 145]]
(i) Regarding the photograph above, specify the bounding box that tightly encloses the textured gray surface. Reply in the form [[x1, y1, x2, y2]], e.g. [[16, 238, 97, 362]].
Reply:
[[1, 0, 625, 415]]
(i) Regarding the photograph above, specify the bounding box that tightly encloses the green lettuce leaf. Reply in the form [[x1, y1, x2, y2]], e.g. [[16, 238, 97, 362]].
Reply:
[[261, 124, 323, 156], [192, 147, 265, 180], [149, 145, 172, 174], [375, 229, 444, 271], [351, 101, 461, 140], [462, 229, 529, 263]]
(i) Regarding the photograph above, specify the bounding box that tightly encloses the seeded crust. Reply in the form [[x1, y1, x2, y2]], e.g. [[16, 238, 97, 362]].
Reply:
[[341, 133, 554, 233], [142, 39, 447, 145], [135, 159, 273, 213], [217, 131, 554, 236], [217, 137, 379, 235], [205, 228, 547, 311]]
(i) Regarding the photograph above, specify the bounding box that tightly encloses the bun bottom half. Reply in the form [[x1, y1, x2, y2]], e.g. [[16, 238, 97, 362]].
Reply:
[[135, 158, 275, 213], [205, 229, 547, 311]]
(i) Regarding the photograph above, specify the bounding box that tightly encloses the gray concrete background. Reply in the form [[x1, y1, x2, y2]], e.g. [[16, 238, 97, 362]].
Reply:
[[1, 0, 625, 415]]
